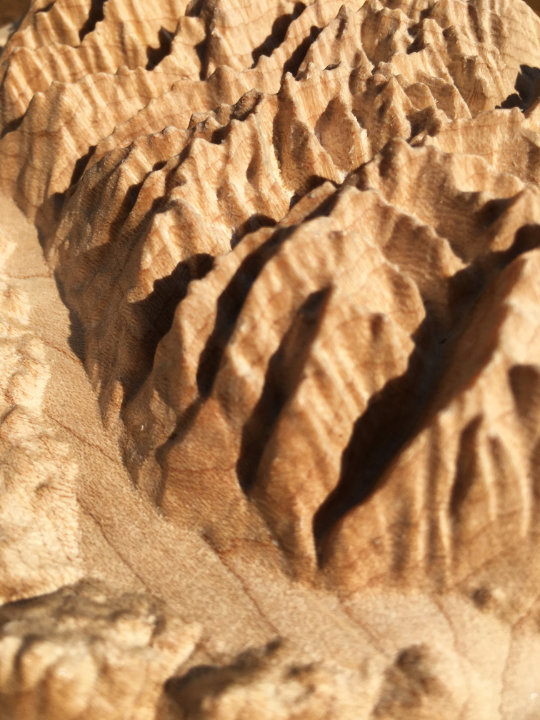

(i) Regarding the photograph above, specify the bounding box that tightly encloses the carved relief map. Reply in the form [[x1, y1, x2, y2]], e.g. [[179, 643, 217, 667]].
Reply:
[[0, 0, 540, 717]]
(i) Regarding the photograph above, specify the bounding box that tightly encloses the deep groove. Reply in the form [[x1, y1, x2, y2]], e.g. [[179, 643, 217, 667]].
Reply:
[[289, 175, 331, 210], [230, 214, 276, 248], [192, 9, 212, 81], [185, 0, 205, 16], [54, 273, 86, 362], [251, 2, 306, 67], [154, 397, 202, 501], [108, 149, 188, 248], [196, 225, 297, 398], [449, 416, 482, 521], [313, 225, 540, 563], [0, 114, 24, 139], [79, 0, 107, 41], [467, 1, 484, 44], [127, 254, 214, 405], [237, 287, 331, 492], [146, 27, 174, 70], [282, 26, 322, 77], [313, 329, 436, 557], [158, 190, 346, 470], [69, 145, 96, 188], [499, 65, 540, 111], [108, 179, 145, 244], [36, 2, 55, 14], [36, 145, 98, 237], [210, 92, 263, 146]]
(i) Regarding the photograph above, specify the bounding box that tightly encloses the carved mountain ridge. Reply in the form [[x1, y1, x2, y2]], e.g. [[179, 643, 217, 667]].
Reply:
[[1, 0, 540, 718]]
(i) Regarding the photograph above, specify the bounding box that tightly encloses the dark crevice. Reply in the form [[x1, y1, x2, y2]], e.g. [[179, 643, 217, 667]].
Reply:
[[146, 27, 174, 70], [304, 180, 340, 217], [153, 397, 202, 504], [282, 25, 322, 77], [251, 2, 306, 67], [185, 0, 215, 79], [335, 8, 348, 39], [313, 319, 440, 558], [509, 364, 540, 419], [237, 287, 331, 492], [34, 145, 96, 238], [126, 254, 214, 406], [79, 0, 108, 41], [408, 107, 442, 141], [0, 113, 24, 139], [466, 1, 484, 44], [406, 34, 424, 54], [54, 273, 86, 362], [36, 2, 55, 14], [108, 179, 145, 244], [193, 38, 209, 80], [108, 149, 188, 247], [405, 4, 436, 49], [449, 416, 482, 521], [155, 191, 349, 489], [313, 224, 540, 563], [499, 65, 540, 111], [69, 145, 96, 188], [152, 159, 167, 172], [196, 225, 297, 398], [288, 175, 330, 210], [37, 192, 66, 237], [210, 91, 263, 146], [185, 0, 205, 16], [159, 399, 201, 455], [231, 214, 276, 248]]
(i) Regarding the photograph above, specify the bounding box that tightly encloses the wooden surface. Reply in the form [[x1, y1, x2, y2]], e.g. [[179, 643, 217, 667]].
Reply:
[[1, 0, 540, 718]]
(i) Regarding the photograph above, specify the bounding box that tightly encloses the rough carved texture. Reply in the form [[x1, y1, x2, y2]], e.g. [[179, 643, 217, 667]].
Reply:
[[1, 0, 540, 718], [0, 580, 200, 720]]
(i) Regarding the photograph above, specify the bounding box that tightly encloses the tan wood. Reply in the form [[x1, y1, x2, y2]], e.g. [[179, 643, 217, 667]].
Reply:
[[1, 0, 540, 717]]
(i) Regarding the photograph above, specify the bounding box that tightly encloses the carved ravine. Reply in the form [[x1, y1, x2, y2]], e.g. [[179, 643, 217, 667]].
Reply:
[[0, 0, 540, 717]]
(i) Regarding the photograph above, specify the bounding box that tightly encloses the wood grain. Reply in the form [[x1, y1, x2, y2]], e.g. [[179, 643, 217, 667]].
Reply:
[[1, 0, 540, 717]]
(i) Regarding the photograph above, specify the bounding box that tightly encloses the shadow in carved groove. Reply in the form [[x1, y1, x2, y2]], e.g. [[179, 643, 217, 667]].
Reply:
[[196, 225, 299, 399], [210, 91, 263, 146], [231, 214, 276, 248], [0, 114, 24, 140], [154, 219, 309, 502], [127, 254, 214, 406], [282, 26, 322, 77], [79, 0, 108, 41], [186, 0, 212, 81], [54, 273, 86, 363], [237, 286, 331, 492], [146, 27, 174, 70], [70, 145, 97, 188], [35, 2, 55, 13], [288, 175, 330, 209], [35, 145, 97, 234], [313, 224, 540, 565], [499, 65, 540, 111], [449, 416, 482, 522], [251, 2, 306, 66]]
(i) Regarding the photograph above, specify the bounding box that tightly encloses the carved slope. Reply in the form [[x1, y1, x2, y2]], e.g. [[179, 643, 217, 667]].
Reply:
[[1, 0, 540, 718]]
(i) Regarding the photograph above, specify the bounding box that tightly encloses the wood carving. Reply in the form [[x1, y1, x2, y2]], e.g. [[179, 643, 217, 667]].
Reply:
[[1, 0, 540, 717]]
